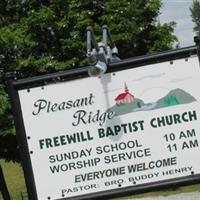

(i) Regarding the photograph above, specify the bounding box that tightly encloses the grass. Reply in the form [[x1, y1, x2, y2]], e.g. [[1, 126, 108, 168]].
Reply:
[[0, 159, 26, 200], [0, 159, 200, 200], [113, 184, 200, 199]]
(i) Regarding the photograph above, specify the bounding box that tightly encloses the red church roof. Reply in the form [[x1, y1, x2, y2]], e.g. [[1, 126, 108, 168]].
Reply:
[[115, 92, 134, 101], [115, 83, 134, 101]]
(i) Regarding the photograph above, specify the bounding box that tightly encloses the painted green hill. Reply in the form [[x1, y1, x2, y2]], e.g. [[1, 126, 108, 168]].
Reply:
[[108, 98, 144, 116], [108, 89, 196, 116], [155, 88, 196, 109]]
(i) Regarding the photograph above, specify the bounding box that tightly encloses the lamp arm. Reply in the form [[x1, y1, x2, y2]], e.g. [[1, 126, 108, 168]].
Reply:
[[86, 26, 99, 54]]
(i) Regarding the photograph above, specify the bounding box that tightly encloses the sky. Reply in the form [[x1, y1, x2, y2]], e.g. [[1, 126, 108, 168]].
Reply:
[[160, 0, 195, 47]]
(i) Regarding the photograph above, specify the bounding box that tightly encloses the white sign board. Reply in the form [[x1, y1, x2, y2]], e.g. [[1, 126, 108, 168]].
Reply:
[[18, 56, 200, 199]]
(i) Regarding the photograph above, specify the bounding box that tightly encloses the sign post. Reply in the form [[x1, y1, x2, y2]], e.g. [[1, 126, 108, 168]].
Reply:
[[6, 47, 200, 200]]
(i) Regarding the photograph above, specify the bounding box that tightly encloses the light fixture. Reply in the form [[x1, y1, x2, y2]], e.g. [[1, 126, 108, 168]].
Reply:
[[86, 26, 120, 77]]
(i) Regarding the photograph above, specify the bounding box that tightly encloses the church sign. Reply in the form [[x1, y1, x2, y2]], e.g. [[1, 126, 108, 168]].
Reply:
[[6, 51, 200, 199]]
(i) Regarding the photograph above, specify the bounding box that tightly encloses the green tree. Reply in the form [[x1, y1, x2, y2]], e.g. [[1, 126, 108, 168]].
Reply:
[[190, 0, 200, 34], [99, 0, 177, 57], [0, 0, 177, 162]]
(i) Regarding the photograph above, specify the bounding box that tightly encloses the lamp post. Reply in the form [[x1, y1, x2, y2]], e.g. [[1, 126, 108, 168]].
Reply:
[[86, 26, 120, 77]]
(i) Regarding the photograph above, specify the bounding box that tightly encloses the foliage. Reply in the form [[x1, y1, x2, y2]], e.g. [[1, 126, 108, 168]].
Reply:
[[99, 0, 177, 57], [0, 0, 177, 162], [190, 0, 200, 35], [0, 86, 19, 162]]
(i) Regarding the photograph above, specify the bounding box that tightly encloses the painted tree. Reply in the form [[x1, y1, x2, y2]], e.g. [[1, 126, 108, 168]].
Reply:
[[191, 0, 200, 35], [0, 0, 177, 162]]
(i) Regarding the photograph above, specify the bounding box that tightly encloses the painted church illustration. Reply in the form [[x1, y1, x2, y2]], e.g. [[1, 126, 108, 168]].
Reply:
[[115, 83, 134, 105]]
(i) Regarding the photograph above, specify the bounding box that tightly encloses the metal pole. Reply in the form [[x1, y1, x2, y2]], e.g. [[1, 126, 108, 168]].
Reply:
[[86, 27, 92, 55], [86, 26, 99, 51], [102, 25, 108, 49]]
